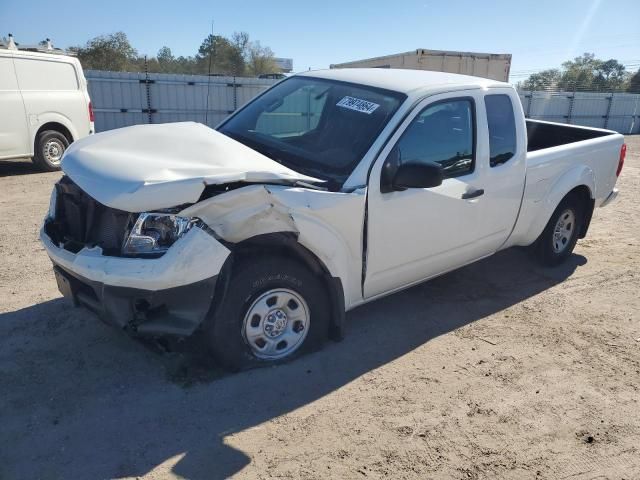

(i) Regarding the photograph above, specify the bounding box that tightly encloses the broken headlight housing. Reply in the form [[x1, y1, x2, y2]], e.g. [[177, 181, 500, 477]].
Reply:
[[47, 187, 57, 219], [122, 213, 197, 257]]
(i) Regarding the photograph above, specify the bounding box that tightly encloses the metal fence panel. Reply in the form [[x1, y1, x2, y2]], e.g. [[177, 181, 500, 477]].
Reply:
[[518, 89, 640, 134], [86, 71, 639, 135], [86, 71, 148, 130], [86, 70, 278, 132], [528, 93, 573, 120], [606, 117, 636, 134], [572, 93, 609, 118], [610, 95, 640, 116]]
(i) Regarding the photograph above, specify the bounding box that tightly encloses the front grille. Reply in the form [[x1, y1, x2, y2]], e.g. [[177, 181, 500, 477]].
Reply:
[[45, 176, 132, 255]]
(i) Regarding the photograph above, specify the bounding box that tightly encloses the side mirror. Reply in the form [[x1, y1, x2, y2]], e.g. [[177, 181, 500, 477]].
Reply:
[[380, 147, 444, 193], [393, 161, 444, 190]]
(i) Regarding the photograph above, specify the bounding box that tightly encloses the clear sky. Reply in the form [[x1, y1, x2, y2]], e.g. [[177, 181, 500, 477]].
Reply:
[[2, 0, 639, 81]]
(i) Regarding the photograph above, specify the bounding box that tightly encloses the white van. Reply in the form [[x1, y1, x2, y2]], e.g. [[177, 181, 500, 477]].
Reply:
[[0, 37, 94, 171]]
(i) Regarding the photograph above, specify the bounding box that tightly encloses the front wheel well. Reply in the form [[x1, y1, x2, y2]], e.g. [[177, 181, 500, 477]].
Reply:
[[213, 232, 346, 341]]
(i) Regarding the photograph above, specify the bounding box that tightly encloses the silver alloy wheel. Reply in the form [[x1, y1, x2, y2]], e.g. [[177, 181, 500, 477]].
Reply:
[[552, 208, 576, 253], [242, 288, 310, 360], [43, 138, 65, 165]]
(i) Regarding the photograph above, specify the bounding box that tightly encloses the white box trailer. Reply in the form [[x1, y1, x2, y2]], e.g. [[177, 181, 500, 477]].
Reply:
[[330, 49, 512, 82]]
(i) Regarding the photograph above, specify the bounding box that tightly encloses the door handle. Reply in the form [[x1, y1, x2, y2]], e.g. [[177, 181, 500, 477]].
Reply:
[[461, 188, 485, 199]]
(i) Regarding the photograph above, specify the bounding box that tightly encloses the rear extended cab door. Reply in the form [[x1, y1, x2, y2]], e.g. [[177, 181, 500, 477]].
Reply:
[[0, 53, 30, 159], [476, 88, 528, 250], [363, 87, 526, 299]]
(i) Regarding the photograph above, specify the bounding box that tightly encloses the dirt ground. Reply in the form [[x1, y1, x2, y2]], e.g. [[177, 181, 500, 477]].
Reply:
[[1, 136, 638, 480]]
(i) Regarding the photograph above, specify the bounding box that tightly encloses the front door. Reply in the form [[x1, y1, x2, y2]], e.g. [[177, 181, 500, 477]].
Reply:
[[364, 91, 495, 299]]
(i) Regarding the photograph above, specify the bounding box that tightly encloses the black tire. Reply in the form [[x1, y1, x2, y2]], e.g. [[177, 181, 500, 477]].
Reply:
[[534, 193, 584, 266], [33, 130, 69, 172], [205, 255, 330, 371]]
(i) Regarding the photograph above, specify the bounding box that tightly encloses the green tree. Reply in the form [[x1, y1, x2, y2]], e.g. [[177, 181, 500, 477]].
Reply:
[[175, 56, 200, 75], [231, 32, 250, 57], [157, 46, 174, 64], [521, 69, 561, 91], [196, 34, 245, 75], [71, 31, 279, 76], [594, 59, 627, 88], [75, 32, 137, 71], [558, 53, 599, 90], [155, 46, 180, 73], [245, 40, 278, 76], [522, 53, 629, 92]]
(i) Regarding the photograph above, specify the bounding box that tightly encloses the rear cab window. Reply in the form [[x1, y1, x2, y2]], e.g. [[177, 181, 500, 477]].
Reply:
[[485, 94, 517, 167]]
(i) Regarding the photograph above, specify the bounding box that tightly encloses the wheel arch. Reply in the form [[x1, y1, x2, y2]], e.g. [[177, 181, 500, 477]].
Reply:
[[568, 184, 595, 238], [520, 165, 596, 246], [34, 122, 75, 147], [213, 232, 346, 341]]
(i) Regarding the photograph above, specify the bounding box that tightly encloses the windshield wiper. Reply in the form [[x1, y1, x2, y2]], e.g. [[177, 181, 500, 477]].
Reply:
[[294, 180, 328, 191]]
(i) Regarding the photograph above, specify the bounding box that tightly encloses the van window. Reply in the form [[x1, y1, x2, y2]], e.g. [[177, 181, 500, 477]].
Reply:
[[14, 58, 78, 91], [396, 98, 475, 178], [485, 94, 517, 167]]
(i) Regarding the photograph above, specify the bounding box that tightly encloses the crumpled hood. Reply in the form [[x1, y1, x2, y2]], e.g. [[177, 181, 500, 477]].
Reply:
[[61, 122, 321, 212]]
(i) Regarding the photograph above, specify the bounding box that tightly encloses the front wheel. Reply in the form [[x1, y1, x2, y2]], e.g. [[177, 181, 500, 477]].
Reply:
[[205, 256, 330, 370], [534, 193, 584, 266], [33, 130, 69, 172]]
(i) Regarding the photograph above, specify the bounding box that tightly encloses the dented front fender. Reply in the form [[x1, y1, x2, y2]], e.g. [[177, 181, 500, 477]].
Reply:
[[179, 184, 367, 308]]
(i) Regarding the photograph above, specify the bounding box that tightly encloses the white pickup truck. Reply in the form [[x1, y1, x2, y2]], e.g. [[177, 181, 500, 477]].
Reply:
[[41, 69, 626, 370]]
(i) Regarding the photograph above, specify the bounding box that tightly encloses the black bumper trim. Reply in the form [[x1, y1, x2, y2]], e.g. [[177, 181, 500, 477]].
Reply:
[[53, 263, 217, 337]]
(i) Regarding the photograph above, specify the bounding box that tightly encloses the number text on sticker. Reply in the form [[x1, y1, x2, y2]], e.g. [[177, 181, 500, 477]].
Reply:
[[336, 96, 380, 115]]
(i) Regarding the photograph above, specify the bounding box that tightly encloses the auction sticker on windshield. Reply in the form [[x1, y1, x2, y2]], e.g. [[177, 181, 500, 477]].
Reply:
[[336, 96, 380, 114]]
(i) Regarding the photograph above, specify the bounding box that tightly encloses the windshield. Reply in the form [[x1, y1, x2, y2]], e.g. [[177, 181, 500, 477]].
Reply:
[[218, 76, 406, 188]]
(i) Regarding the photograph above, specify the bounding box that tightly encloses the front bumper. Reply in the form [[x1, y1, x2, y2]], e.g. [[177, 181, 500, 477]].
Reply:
[[53, 263, 217, 336], [41, 225, 231, 336]]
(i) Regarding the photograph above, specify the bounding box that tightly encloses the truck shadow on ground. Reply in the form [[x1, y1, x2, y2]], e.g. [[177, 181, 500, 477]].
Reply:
[[0, 248, 586, 479], [0, 159, 43, 177]]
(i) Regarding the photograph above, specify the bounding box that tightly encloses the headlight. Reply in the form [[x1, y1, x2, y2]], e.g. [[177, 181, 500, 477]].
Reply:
[[122, 213, 197, 257], [48, 188, 57, 219]]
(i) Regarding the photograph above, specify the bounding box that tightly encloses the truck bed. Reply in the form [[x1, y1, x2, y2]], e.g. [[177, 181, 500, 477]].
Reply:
[[506, 119, 624, 250], [526, 119, 614, 152]]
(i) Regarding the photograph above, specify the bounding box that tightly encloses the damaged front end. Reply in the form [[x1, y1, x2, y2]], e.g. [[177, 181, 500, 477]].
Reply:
[[40, 122, 363, 343], [42, 176, 230, 336]]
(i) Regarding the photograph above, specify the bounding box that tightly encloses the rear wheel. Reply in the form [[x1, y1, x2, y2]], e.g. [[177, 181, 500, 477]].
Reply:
[[205, 256, 330, 371], [33, 130, 68, 172], [534, 193, 584, 266]]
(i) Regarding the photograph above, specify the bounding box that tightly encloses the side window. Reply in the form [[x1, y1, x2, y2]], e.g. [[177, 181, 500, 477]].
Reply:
[[255, 84, 328, 137], [485, 94, 517, 167], [396, 99, 475, 178], [13, 58, 79, 91]]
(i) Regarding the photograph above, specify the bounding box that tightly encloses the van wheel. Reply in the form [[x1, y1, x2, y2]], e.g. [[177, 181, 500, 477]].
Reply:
[[534, 193, 584, 266], [33, 130, 69, 172], [205, 256, 329, 371]]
